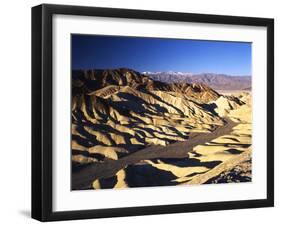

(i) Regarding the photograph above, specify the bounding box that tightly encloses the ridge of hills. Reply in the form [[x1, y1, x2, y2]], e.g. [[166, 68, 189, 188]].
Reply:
[[72, 68, 220, 103]]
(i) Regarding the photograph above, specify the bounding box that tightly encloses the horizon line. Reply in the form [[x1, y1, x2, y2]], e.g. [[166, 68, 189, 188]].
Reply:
[[72, 67, 251, 77]]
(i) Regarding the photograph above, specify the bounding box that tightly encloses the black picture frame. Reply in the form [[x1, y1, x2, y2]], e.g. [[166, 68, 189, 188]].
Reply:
[[32, 3, 274, 222]]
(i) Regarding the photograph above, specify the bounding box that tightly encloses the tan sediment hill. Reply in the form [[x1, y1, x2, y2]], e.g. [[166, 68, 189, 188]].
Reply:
[[211, 95, 244, 117], [71, 68, 252, 190], [211, 92, 251, 123], [168, 82, 221, 103]]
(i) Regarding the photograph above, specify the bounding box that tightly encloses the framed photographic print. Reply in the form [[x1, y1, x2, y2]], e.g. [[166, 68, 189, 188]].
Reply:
[[32, 4, 274, 221]]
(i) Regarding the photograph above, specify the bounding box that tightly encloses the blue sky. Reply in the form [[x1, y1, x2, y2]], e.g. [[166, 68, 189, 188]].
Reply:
[[72, 34, 251, 76]]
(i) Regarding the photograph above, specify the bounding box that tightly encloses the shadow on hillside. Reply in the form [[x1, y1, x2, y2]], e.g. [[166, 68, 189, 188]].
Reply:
[[125, 164, 178, 187], [149, 157, 222, 169]]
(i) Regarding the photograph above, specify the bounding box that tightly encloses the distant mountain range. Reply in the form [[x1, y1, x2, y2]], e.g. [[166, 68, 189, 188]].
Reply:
[[143, 72, 251, 91]]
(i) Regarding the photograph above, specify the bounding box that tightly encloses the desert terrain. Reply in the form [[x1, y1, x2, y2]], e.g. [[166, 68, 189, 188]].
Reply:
[[71, 68, 252, 190]]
